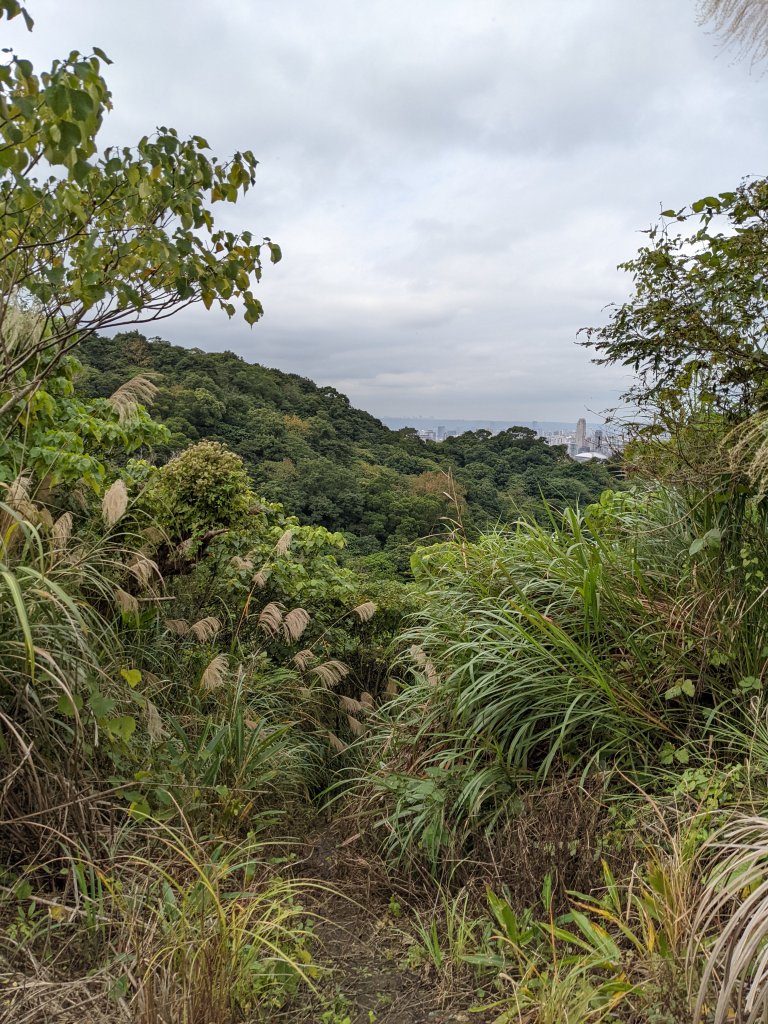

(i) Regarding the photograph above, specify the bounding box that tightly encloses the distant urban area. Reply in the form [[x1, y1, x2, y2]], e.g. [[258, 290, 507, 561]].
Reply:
[[381, 416, 623, 460]]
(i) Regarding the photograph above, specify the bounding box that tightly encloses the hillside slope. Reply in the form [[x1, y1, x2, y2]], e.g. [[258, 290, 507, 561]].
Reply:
[[80, 332, 615, 574]]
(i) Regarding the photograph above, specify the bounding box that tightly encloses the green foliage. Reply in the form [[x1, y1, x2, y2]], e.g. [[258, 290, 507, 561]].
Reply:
[[359, 484, 768, 877], [0, 350, 167, 490], [6, 15, 768, 1018], [0, 24, 277, 416], [583, 178, 768, 423], [141, 439, 255, 542], [79, 332, 615, 577]]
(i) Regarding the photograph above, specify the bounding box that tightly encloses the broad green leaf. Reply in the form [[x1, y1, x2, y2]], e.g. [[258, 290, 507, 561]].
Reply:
[[120, 668, 142, 689], [90, 690, 116, 717], [105, 715, 137, 743], [57, 692, 83, 716]]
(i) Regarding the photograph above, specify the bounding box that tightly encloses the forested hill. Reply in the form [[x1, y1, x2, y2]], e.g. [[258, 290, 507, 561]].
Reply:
[[80, 331, 615, 574]]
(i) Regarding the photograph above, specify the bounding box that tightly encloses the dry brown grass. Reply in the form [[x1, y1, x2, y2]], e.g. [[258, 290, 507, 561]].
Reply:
[[0, 740, 115, 882], [479, 776, 617, 911], [0, 826, 320, 1024], [0, 964, 125, 1024]]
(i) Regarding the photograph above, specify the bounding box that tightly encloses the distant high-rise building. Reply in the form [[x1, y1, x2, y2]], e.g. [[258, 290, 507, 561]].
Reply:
[[437, 425, 445, 441], [575, 417, 587, 449]]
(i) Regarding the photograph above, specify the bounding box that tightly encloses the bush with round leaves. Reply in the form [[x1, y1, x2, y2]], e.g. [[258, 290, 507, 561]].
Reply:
[[143, 440, 255, 542]]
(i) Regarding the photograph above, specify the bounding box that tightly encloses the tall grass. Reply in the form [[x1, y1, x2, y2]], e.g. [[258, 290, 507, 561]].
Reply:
[[0, 487, 339, 1021], [691, 814, 768, 1023], [0, 497, 135, 867], [360, 486, 766, 872], [1, 823, 319, 1024]]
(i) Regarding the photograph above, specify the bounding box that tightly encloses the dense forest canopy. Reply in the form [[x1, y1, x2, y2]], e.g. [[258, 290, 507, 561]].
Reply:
[[78, 331, 616, 574]]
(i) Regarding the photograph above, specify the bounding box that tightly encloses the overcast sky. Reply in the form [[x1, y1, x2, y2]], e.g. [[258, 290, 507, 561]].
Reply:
[[7, 1, 768, 421]]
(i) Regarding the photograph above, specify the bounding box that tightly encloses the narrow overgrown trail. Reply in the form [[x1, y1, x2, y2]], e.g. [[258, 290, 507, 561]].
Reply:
[[289, 825, 496, 1024]]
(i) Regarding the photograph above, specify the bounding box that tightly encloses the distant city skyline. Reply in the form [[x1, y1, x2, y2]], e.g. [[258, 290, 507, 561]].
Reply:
[[380, 415, 607, 432], [382, 413, 623, 457]]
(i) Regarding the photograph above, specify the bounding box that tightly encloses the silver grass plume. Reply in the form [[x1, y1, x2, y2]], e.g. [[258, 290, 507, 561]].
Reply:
[[338, 695, 364, 714], [692, 814, 768, 1022], [311, 660, 349, 688], [190, 615, 222, 641], [128, 551, 160, 589], [258, 601, 285, 636], [274, 529, 293, 556], [1, 301, 44, 359], [283, 607, 310, 642], [102, 478, 128, 526], [108, 374, 159, 423], [727, 410, 768, 499], [327, 732, 347, 754], [51, 511, 73, 550], [165, 618, 190, 636], [699, 0, 768, 63], [410, 645, 427, 668], [347, 715, 365, 737], [352, 601, 377, 622], [293, 649, 315, 671], [146, 700, 165, 742], [4, 474, 36, 521], [114, 587, 139, 615], [200, 653, 228, 691]]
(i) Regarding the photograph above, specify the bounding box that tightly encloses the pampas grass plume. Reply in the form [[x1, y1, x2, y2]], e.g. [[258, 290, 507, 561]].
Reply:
[[102, 479, 128, 526]]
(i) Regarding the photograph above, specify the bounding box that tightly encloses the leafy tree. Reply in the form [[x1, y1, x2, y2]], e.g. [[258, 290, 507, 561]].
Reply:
[[583, 178, 768, 425], [0, 1, 280, 419], [0, 351, 167, 490]]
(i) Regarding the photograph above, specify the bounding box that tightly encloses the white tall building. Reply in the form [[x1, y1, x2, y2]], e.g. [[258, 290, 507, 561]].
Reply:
[[575, 417, 587, 449]]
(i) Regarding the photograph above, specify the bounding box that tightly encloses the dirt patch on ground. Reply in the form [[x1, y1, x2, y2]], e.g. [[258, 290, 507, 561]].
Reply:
[[288, 825, 496, 1024]]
